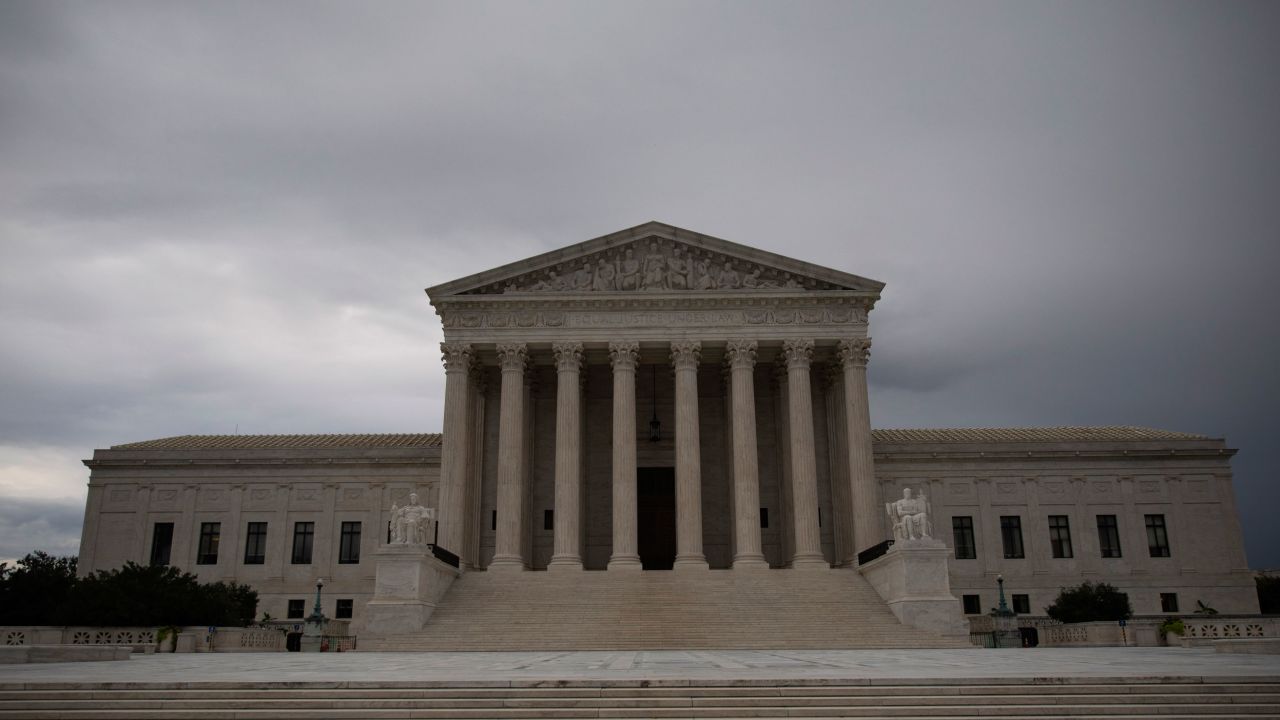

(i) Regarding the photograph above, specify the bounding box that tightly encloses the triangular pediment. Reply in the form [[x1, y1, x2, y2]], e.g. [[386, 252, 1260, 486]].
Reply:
[[426, 222, 884, 299]]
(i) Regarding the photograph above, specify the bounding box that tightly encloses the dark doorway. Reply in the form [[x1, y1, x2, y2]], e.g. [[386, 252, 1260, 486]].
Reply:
[[637, 467, 676, 570]]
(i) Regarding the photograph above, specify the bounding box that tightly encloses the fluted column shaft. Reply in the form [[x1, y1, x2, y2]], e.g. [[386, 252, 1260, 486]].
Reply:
[[783, 339, 827, 568], [726, 340, 768, 568], [489, 343, 527, 570], [438, 343, 473, 559], [839, 338, 880, 556], [549, 342, 584, 570], [608, 342, 642, 570], [671, 341, 709, 570]]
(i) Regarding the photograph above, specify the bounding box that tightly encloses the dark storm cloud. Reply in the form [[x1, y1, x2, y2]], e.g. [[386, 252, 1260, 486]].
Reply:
[[1, 1, 1278, 566]]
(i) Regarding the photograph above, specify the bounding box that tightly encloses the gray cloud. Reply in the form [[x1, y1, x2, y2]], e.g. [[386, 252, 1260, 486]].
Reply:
[[1, 1, 1278, 566], [0, 498, 84, 565]]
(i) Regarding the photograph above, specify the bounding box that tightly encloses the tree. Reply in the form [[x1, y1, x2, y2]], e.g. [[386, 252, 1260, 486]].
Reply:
[[1045, 581, 1133, 623], [0, 552, 78, 625], [56, 563, 258, 627], [1258, 574, 1280, 615]]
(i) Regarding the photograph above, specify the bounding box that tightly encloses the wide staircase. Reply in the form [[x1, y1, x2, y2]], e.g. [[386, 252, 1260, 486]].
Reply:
[[366, 567, 967, 651], [3, 678, 1278, 718]]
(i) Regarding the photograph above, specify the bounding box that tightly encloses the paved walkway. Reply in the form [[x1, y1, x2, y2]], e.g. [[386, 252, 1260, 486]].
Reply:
[[1, 648, 1279, 686]]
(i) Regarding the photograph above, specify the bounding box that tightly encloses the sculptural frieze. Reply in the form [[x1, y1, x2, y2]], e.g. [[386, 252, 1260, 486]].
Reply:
[[463, 238, 844, 295]]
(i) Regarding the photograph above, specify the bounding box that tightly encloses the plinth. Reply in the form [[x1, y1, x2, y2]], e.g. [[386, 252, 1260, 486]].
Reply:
[[858, 539, 969, 639], [363, 544, 461, 637]]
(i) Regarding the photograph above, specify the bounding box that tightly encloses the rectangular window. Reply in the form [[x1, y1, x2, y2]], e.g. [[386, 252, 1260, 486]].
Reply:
[[1012, 594, 1031, 615], [760, 507, 769, 529], [244, 522, 267, 565], [491, 510, 497, 531], [150, 523, 174, 566], [287, 599, 304, 619], [335, 599, 353, 619], [1097, 515, 1122, 558], [544, 509, 554, 531], [1048, 515, 1073, 559], [962, 594, 981, 614], [952, 516, 976, 559], [196, 522, 221, 565], [338, 521, 361, 564], [1160, 592, 1179, 613], [1146, 514, 1171, 557], [1000, 516, 1025, 559], [291, 522, 315, 564]]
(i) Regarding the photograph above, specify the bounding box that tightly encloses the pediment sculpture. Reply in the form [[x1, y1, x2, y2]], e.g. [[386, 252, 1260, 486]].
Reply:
[[464, 239, 842, 295]]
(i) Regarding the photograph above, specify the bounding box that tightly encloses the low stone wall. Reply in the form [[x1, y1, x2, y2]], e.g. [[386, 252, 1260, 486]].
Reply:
[[1180, 616, 1280, 647], [0, 626, 285, 653], [1039, 619, 1165, 647], [0, 645, 133, 664]]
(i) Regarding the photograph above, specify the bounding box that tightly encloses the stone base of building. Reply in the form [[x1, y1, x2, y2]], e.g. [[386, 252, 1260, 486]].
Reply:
[[363, 545, 461, 637], [858, 540, 968, 639]]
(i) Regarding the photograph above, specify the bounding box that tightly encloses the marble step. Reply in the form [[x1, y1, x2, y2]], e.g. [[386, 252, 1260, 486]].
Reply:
[[372, 568, 962, 651], [3, 681, 1277, 718]]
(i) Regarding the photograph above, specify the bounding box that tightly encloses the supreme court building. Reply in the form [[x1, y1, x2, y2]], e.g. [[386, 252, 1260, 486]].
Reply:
[[76, 222, 1259, 641]]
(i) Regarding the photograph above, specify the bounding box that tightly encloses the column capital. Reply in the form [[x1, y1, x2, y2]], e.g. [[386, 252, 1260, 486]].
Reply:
[[837, 337, 872, 369], [781, 338, 815, 370], [441, 342, 474, 373], [820, 363, 844, 387], [724, 339, 758, 370], [608, 341, 640, 371], [552, 341, 584, 372], [670, 340, 702, 370], [496, 343, 528, 373]]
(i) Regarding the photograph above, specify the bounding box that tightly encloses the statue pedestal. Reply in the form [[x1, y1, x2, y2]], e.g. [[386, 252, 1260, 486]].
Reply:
[[858, 540, 969, 639], [363, 544, 461, 637]]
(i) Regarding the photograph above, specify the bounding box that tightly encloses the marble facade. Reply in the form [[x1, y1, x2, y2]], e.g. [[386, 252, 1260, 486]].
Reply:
[[75, 223, 1259, 633]]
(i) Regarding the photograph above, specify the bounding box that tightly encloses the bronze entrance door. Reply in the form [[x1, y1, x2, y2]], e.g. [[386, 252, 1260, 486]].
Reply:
[[637, 467, 676, 570]]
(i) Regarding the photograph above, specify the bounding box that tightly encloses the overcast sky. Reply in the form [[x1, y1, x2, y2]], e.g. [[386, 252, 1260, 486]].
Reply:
[[2, 1, 1278, 569]]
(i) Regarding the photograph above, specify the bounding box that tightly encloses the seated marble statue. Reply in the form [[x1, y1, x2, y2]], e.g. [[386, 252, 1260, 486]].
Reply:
[[389, 492, 435, 545], [886, 487, 932, 542]]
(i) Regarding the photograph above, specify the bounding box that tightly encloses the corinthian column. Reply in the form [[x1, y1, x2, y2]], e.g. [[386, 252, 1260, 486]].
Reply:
[[838, 338, 879, 556], [726, 339, 768, 569], [489, 343, 527, 571], [608, 342, 642, 570], [671, 340, 708, 570], [438, 342, 473, 558], [548, 342, 584, 571], [783, 338, 827, 568]]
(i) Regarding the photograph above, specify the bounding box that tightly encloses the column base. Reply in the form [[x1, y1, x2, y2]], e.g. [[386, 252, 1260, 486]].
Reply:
[[731, 555, 770, 570], [790, 553, 830, 570], [673, 555, 709, 571], [487, 555, 526, 572], [607, 555, 643, 571], [546, 556, 583, 572]]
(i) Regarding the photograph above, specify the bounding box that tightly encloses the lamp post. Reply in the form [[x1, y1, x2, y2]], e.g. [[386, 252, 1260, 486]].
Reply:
[[309, 577, 325, 622], [996, 574, 1011, 616], [992, 573, 1018, 649]]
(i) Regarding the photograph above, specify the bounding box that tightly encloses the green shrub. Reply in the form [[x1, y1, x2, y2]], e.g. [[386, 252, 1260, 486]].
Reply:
[[1160, 618, 1185, 636], [0, 552, 78, 625], [1045, 581, 1133, 623], [1259, 574, 1280, 614], [56, 562, 257, 627]]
